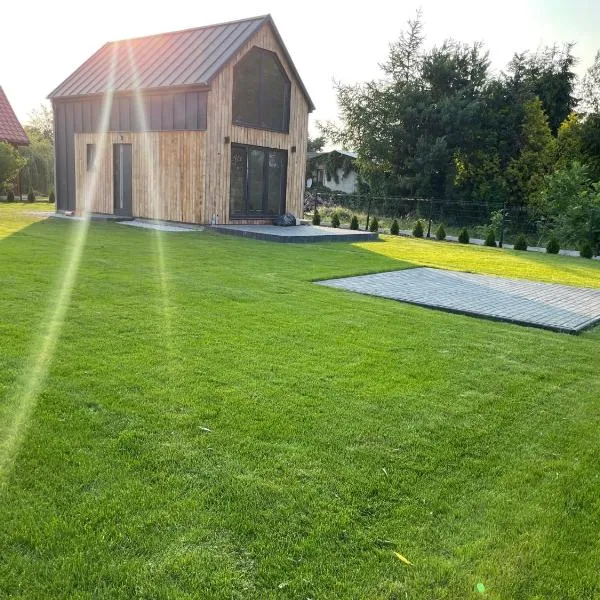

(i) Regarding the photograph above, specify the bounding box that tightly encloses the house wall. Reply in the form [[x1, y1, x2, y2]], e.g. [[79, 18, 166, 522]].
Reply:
[[55, 22, 310, 224], [74, 131, 205, 222], [324, 168, 358, 194], [204, 22, 309, 224], [53, 90, 208, 212]]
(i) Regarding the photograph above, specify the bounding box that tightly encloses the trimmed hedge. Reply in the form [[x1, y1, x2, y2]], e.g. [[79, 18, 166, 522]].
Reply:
[[513, 234, 528, 251], [412, 220, 424, 238]]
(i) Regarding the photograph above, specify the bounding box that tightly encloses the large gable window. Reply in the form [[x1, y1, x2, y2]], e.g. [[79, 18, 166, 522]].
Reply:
[[232, 47, 291, 133]]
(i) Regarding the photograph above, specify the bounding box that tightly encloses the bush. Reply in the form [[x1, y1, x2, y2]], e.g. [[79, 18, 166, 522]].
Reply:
[[350, 215, 359, 230], [48, 189, 55, 204], [312, 209, 321, 225], [390, 219, 400, 235], [6, 189, 15, 202], [330, 212, 340, 228], [513, 234, 528, 251], [458, 227, 470, 244], [369, 218, 379, 232], [580, 241, 594, 259], [27, 187, 35, 202], [546, 237, 560, 254], [435, 223, 446, 240], [412, 220, 424, 238], [484, 228, 497, 247]]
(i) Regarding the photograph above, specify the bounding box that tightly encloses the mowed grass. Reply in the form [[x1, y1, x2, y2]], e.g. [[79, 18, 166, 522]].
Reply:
[[0, 201, 54, 240], [1, 209, 600, 599], [359, 234, 600, 288]]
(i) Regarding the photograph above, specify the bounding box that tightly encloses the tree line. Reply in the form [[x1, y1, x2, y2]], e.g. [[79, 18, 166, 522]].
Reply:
[[319, 11, 600, 250]]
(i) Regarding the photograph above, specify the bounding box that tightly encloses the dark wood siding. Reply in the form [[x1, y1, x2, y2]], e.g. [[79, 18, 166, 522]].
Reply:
[[53, 90, 208, 211]]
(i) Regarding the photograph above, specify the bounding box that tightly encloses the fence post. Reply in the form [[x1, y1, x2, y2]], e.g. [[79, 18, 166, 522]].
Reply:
[[499, 204, 506, 248], [426, 200, 433, 238]]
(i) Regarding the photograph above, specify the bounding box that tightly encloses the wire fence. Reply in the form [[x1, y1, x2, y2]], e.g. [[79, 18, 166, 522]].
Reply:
[[303, 190, 599, 252]]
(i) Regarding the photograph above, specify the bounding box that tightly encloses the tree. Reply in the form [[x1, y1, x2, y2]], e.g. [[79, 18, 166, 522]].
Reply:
[[0, 142, 27, 192], [556, 113, 583, 168], [505, 97, 556, 207], [27, 104, 54, 144], [506, 44, 578, 134], [380, 8, 424, 83], [534, 161, 600, 249], [19, 127, 54, 195], [307, 135, 325, 153], [580, 114, 600, 182], [580, 50, 600, 114]]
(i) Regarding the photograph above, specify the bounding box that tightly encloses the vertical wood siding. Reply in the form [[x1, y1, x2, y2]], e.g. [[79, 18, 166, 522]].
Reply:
[[74, 131, 205, 222], [204, 23, 309, 224]]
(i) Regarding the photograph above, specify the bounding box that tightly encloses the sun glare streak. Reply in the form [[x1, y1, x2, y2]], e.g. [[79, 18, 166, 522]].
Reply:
[[0, 47, 119, 485], [126, 43, 174, 366]]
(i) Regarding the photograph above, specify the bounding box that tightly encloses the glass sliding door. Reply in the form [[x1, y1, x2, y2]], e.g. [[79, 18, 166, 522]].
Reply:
[[247, 149, 265, 215], [229, 144, 287, 218], [230, 146, 247, 216]]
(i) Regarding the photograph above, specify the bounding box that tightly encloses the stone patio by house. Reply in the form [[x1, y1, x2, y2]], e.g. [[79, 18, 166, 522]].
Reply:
[[211, 224, 378, 243], [317, 267, 600, 334]]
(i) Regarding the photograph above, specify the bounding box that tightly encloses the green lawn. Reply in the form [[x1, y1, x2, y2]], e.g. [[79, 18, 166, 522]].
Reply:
[[1, 207, 599, 599], [360, 234, 600, 288]]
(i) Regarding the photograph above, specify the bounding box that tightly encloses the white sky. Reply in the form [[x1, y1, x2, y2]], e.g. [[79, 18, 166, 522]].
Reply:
[[2, 0, 599, 136]]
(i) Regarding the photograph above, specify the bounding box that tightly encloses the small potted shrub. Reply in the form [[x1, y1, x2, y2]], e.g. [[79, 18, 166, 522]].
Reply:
[[412, 220, 424, 238], [331, 212, 340, 228], [312, 209, 321, 225], [48, 189, 56, 204], [435, 223, 446, 240], [390, 219, 400, 235], [6, 190, 15, 202], [546, 237, 560, 254], [27, 187, 35, 202], [458, 227, 470, 244], [513, 234, 528, 251], [484, 228, 497, 247], [350, 215, 359, 230], [580, 241, 593, 259], [369, 218, 379, 232]]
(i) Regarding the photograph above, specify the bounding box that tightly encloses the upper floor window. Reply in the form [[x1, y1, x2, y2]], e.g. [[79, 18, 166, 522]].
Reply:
[[232, 47, 291, 133]]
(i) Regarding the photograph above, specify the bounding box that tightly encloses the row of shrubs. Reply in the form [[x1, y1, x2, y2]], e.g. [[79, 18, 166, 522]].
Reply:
[[2, 189, 55, 203], [313, 211, 595, 258]]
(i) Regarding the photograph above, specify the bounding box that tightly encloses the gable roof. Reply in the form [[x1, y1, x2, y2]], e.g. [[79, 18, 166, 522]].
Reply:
[[0, 87, 29, 146], [48, 15, 314, 111], [312, 150, 358, 160]]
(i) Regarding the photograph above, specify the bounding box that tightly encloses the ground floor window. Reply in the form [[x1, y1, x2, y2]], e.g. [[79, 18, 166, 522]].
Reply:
[[230, 144, 287, 218]]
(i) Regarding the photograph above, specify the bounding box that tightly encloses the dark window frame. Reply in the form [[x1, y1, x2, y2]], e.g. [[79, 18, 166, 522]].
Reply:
[[230, 143, 288, 218], [86, 143, 96, 171], [232, 47, 291, 133]]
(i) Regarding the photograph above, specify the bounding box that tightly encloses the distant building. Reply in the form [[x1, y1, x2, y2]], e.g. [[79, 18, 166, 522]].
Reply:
[[307, 149, 358, 194], [0, 86, 29, 197], [0, 87, 29, 146]]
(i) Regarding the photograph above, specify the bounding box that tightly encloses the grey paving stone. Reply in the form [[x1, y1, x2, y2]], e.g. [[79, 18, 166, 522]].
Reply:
[[317, 267, 600, 334]]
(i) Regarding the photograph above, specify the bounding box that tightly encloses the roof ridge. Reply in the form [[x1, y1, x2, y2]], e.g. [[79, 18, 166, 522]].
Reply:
[[106, 14, 269, 45]]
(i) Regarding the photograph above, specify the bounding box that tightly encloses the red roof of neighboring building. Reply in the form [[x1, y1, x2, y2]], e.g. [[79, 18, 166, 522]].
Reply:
[[0, 87, 29, 146]]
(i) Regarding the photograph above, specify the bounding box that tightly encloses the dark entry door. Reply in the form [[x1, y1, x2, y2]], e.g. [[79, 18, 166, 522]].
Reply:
[[113, 144, 132, 216], [230, 144, 287, 218]]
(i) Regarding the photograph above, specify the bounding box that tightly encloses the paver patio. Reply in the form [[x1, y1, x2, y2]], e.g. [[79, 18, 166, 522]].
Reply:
[[318, 267, 600, 333]]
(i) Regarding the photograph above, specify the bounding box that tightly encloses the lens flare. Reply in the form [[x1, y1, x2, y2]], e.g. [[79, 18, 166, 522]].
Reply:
[[126, 42, 174, 365], [0, 47, 118, 484]]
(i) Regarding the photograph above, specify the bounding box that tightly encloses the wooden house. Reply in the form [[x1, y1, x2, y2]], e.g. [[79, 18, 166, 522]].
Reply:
[[48, 15, 314, 224]]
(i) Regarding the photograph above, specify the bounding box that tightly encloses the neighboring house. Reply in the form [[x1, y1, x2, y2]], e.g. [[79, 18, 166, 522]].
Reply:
[[308, 150, 358, 194], [0, 87, 29, 197], [0, 87, 29, 147], [48, 15, 314, 224]]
